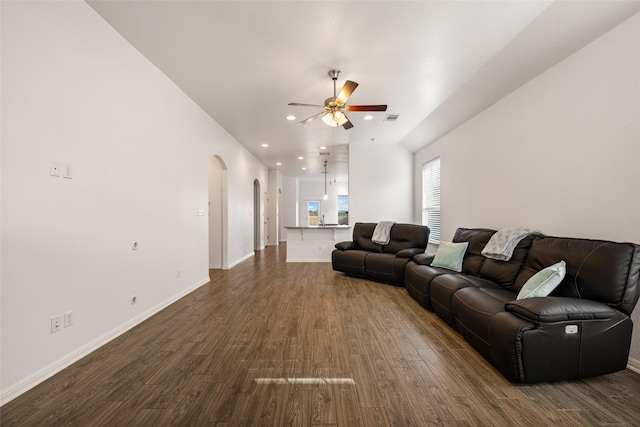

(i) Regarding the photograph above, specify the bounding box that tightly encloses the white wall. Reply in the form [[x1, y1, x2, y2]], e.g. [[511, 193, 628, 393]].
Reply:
[[350, 143, 414, 224], [414, 14, 640, 364], [281, 175, 298, 239], [1, 1, 267, 403], [208, 156, 224, 268], [267, 169, 281, 246]]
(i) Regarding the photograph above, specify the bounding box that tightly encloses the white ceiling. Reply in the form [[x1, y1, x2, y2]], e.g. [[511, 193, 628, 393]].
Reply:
[[86, 1, 640, 180]]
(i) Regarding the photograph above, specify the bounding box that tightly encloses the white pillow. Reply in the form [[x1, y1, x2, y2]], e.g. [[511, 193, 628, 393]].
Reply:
[[516, 261, 566, 300]]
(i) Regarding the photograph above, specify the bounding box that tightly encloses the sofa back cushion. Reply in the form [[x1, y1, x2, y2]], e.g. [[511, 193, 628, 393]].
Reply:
[[383, 224, 430, 254], [352, 222, 382, 252], [452, 228, 496, 276], [478, 235, 536, 288], [514, 236, 640, 315]]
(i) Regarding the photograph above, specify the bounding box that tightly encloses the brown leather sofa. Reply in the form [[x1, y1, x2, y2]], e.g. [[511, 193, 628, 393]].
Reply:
[[405, 227, 640, 383], [332, 222, 430, 285]]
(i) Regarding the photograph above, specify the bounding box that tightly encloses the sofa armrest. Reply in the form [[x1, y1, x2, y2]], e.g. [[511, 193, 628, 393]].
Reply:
[[396, 248, 424, 259], [411, 252, 435, 265], [335, 241, 356, 251], [506, 297, 618, 323]]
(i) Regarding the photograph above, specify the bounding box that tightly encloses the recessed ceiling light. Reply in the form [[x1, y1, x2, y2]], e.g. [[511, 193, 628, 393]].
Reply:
[[298, 156, 304, 160], [286, 115, 296, 121], [276, 162, 282, 166], [320, 146, 327, 150], [301, 167, 306, 170], [261, 143, 269, 148], [364, 115, 374, 120]]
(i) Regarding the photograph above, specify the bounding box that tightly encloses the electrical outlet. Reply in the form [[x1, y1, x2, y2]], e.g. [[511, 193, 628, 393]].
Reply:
[[51, 315, 62, 333], [64, 311, 73, 328]]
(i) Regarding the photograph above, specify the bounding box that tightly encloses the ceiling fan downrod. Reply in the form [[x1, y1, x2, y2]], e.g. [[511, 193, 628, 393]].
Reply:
[[328, 69, 340, 100]]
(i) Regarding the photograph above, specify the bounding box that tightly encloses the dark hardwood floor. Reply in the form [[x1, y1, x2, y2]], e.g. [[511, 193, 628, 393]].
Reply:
[[2, 244, 640, 426]]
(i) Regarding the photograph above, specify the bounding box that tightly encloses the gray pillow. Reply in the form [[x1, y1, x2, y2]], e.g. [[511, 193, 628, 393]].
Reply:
[[431, 241, 469, 272]]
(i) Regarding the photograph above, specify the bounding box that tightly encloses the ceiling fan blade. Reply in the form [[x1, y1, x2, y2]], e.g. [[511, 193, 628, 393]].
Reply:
[[288, 102, 325, 108], [342, 115, 354, 130], [346, 105, 388, 112], [298, 111, 325, 125], [335, 80, 359, 105]]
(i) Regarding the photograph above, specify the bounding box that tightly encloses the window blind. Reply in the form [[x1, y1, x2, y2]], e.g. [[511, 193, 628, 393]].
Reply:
[[422, 157, 441, 242]]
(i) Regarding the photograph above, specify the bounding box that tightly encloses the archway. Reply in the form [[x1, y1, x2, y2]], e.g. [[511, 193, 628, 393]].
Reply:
[[208, 155, 227, 269]]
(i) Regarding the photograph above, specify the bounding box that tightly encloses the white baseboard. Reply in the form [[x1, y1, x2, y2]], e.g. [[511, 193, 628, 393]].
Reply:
[[286, 258, 331, 263], [0, 276, 210, 406], [223, 251, 254, 270], [627, 357, 640, 375]]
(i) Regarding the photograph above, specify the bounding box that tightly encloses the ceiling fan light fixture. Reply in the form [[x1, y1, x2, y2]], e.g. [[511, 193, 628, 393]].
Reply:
[[322, 111, 348, 127]]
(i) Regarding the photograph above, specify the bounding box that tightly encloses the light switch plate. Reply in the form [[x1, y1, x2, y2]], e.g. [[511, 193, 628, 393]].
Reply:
[[50, 162, 60, 177]]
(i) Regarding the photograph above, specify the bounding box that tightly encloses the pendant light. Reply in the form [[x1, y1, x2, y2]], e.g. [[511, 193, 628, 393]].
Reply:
[[322, 161, 329, 200]]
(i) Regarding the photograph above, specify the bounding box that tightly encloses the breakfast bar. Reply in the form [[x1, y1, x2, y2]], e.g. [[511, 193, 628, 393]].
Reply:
[[284, 225, 351, 262]]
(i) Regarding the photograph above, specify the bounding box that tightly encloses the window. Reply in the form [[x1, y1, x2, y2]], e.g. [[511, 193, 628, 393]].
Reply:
[[422, 157, 440, 243], [307, 201, 319, 226], [337, 195, 349, 225]]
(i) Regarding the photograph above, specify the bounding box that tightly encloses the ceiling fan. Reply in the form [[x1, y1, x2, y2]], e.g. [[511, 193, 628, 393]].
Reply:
[[288, 69, 387, 129]]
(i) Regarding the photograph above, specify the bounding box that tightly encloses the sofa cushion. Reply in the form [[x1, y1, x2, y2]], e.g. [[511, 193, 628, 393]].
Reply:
[[516, 260, 566, 300], [404, 262, 450, 310], [452, 228, 496, 276], [478, 235, 536, 289], [430, 273, 500, 328], [365, 252, 410, 285], [382, 223, 430, 254], [452, 287, 517, 363], [514, 236, 640, 315], [353, 222, 383, 252], [331, 249, 369, 278]]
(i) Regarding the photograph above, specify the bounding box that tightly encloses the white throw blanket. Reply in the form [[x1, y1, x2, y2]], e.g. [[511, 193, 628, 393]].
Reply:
[[482, 227, 543, 261], [372, 221, 396, 245]]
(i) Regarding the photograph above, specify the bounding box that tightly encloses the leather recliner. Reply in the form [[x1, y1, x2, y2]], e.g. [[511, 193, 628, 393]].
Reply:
[[332, 222, 430, 286], [404, 228, 640, 383]]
